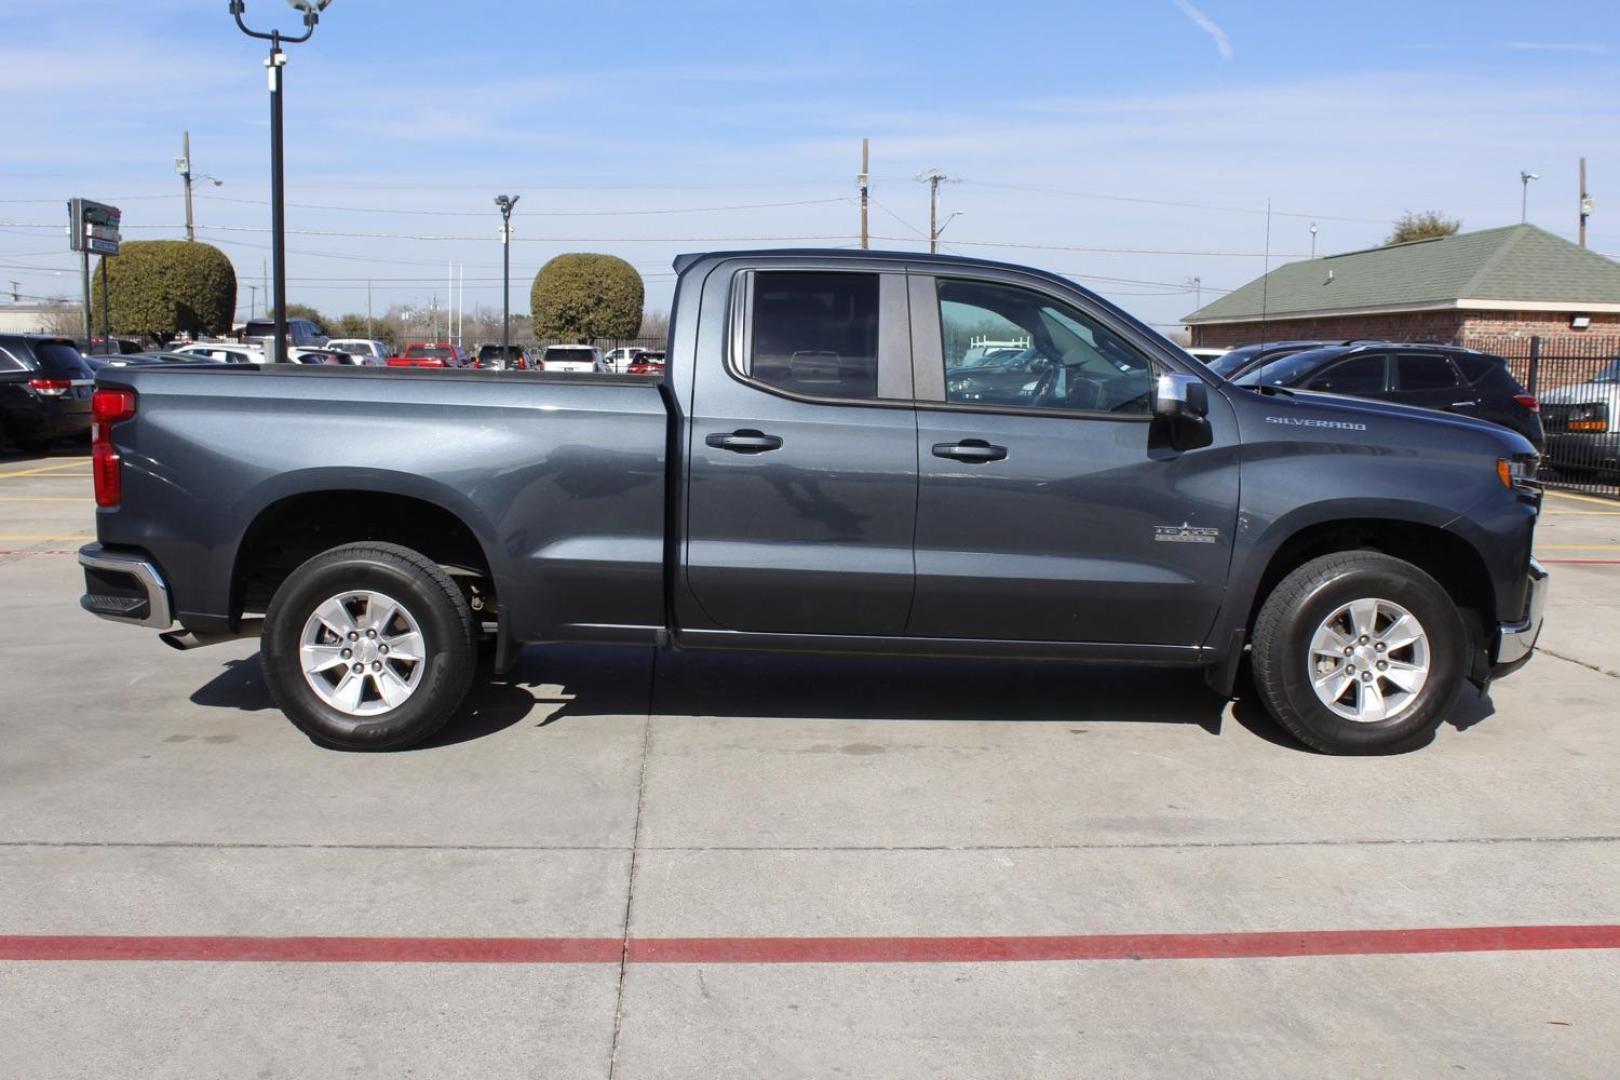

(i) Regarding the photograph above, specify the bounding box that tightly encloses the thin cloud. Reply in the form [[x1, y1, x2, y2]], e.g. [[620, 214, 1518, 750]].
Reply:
[[1501, 41, 1611, 55], [1171, 0, 1233, 60]]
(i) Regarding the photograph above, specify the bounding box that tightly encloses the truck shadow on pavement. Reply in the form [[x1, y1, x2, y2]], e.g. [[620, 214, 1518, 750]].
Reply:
[[189, 643, 1497, 754]]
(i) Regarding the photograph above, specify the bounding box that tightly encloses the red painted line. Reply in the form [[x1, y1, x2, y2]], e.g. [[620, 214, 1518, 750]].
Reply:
[[1, 925, 1617, 964]]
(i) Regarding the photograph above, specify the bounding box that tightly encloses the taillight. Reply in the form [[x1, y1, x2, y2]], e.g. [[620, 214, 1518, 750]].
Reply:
[[28, 377, 71, 397], [91, 388, 136, 508], [1513, 393, 1539, 413]]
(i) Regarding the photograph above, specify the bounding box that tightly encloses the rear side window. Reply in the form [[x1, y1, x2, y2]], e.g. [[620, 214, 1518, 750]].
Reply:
[[746, 271, 879, 400], [0, 346, 25, 372], [1305, 354, 1387, 394], [1396, 353, 1459, 391], [35, 342, 91, 376], [1452, 353, 1501, 384]]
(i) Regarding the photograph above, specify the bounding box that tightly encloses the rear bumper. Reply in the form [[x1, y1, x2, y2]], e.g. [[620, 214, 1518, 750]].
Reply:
[[78, 543, 173, 630], [1490, 558, 1547, 679]]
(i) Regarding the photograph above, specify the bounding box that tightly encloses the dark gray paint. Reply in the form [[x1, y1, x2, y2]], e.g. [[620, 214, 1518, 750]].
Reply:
[[87, 249, 1543, 686]]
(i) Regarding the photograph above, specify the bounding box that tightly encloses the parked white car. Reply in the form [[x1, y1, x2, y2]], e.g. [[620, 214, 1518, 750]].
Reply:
[[172, 342, 264, 365], [1186, 346, 1230, 364], [539, 344, 609, 373], [324, 339, 392, 365]]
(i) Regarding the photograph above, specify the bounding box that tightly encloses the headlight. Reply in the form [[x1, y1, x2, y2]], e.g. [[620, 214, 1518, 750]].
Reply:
[[1496, 455, 1539, 490]]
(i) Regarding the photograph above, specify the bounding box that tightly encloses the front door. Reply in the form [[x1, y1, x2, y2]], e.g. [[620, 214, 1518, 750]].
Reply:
[[907, 274, 1240, 646], [682, 268, 919, 636]]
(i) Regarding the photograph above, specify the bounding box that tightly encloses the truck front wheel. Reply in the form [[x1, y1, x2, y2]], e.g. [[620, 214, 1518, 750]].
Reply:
[[1250, 552, 1467, 754], [262, 542, 478, 751]]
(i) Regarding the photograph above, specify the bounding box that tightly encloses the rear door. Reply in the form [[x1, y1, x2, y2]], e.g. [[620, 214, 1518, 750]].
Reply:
[[681, 267, 919, 636], [906, 272, 1240, 646]]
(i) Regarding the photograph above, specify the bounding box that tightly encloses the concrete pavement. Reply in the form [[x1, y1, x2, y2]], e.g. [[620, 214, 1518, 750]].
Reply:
[[1, 447, 1617, 1079]]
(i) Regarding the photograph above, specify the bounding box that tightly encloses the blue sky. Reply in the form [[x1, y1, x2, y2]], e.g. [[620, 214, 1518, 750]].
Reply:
[[1, 0, 1616, 331]]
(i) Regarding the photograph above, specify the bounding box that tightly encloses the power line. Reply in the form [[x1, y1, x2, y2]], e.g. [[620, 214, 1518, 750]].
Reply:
[[194, 193, 852, 218]]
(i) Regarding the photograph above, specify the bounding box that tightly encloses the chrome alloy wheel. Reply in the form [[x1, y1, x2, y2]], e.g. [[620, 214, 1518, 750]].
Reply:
[[1307, 598, 1430, 723], [299, 590, 426, 716]]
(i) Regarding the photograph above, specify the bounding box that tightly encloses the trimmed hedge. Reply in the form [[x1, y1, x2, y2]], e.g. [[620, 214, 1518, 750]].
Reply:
[[531, 253, 643, 339], [91, 240, 236, 340]]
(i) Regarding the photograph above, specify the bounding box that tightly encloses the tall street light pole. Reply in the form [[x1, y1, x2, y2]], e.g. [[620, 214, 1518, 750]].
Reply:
[[495, 195, 520, 359], [229, 1, 332, 364], [1520, 170, 1539, 224]]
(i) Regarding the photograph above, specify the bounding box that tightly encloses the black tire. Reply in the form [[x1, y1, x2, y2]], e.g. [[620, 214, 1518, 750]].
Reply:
[[262, 542, 478, 751], [1251, 552, 1466, 755]]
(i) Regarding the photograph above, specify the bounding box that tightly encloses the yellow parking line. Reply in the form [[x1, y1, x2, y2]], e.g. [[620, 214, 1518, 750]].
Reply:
[[0, 461, 92, 480], [1544, 490, 1620, 508]]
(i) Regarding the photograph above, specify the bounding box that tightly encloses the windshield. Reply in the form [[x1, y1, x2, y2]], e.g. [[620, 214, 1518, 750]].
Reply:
[[408, 347, 452, 358], [544, 347, 592, 362], [1235, 347, 1350, 387], [1208, 347, 1267, 378], [1594, 358, 1620, 383]]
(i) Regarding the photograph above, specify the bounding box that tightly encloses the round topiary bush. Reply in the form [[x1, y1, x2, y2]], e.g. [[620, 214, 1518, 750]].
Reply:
[[531, 253, 644, 339], [91, 240, 237, 341]]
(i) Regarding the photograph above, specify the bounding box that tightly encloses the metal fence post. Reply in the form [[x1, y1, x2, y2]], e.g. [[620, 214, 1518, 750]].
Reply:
[[1526, 336, 1541, 396]]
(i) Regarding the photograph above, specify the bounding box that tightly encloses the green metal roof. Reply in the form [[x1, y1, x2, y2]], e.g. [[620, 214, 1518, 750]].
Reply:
[[1184, 224, 1620, 323]]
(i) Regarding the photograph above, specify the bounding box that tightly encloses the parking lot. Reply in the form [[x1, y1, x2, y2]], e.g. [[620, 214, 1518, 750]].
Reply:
[[2, 445, 1617, 1079]]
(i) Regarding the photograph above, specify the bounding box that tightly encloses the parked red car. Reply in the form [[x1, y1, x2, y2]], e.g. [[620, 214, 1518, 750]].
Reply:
[[387, 342, 468, 368], [626, 349, 666, 376]]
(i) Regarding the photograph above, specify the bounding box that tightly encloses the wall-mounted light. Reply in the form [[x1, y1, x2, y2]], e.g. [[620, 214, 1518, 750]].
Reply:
[[1571, 314, 1592, 329]]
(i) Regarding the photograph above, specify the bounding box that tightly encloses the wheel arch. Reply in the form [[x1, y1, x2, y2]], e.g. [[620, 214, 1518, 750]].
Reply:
[[228, 476, 504, 627]]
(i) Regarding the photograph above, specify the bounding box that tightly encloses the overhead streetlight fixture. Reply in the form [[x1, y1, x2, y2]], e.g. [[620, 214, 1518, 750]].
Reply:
[[229, 0, 334, 362]]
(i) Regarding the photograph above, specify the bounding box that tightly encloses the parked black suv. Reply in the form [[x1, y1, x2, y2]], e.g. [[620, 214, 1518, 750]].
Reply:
[[474, 344, 529, 371], [1234, 342, 1544, 448], [0, 335, 95, 453]]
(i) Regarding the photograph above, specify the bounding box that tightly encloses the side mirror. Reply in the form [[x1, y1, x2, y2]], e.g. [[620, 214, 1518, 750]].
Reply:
[[1153, 372, 1209, 420]]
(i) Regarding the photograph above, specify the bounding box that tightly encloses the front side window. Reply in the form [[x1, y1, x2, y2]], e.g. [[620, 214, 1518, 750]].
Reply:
[[1305, 355, 1387, 395], [937, 278, 1154, 414], [746, 271, 879, 400]]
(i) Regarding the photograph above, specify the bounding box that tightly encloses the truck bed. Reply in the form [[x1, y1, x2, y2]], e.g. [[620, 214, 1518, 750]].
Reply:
[[93, 364, 670, 646]]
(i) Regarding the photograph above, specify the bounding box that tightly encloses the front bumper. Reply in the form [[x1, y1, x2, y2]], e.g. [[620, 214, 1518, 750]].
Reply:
[[78, 543, 173, 630], [1490, 558, 1548, 678]]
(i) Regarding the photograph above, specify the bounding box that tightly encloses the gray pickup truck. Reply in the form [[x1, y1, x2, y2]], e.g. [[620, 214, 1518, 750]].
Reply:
[[79, 250, 1547, 754]]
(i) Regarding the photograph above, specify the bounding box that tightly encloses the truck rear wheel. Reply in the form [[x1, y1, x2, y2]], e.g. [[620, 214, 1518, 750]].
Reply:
[[1250, 552, 1466, 754], [262, 542, 478, 751]]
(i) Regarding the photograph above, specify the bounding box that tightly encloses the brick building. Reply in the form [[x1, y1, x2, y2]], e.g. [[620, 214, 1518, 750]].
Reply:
[[1183, 225, 1620, 352]]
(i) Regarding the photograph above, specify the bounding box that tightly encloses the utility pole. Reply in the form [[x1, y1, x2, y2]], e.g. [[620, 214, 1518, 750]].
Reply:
[[858, 138, 869, 250], [179, 131, 195, 242], [1580, 157, 1592, 248], [247, 284, 258, 319], [1190, 276, 1202, 309], [918, 169, 958, 254], [366, 279, 372, 338], [8, 281, 17, 302]]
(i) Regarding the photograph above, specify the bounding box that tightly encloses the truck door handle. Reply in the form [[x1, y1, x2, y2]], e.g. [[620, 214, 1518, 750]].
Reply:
[[1448, 400, 1478, 408], [932, 439, 1008, 463], [706, 429, 784, 454]]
